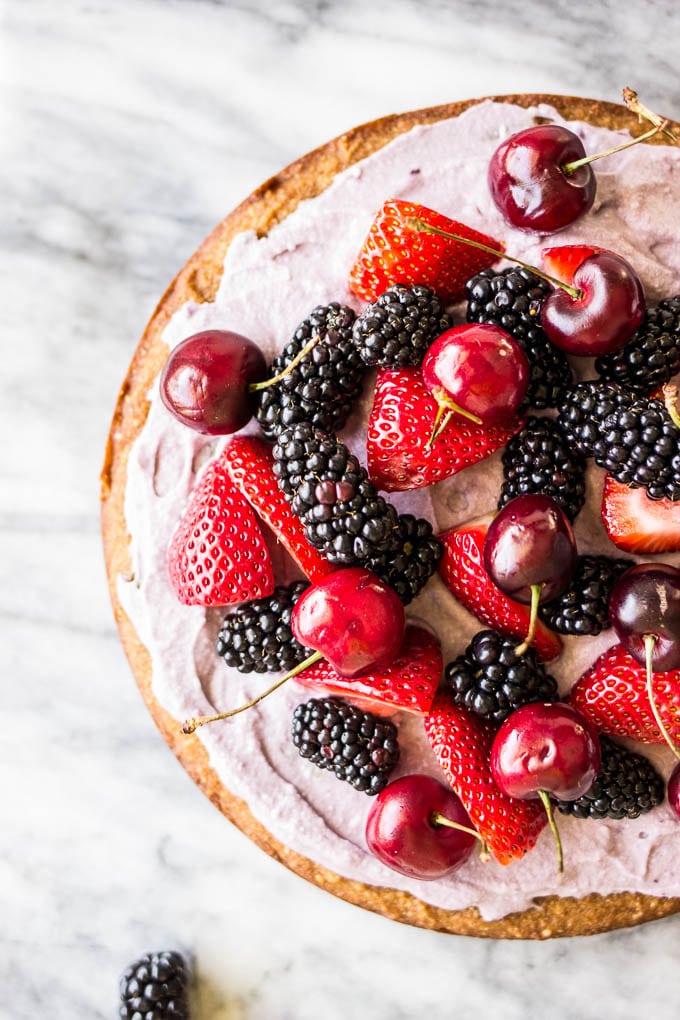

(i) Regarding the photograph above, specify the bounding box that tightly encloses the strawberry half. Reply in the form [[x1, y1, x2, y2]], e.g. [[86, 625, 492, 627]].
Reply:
[[349, 199, 502, 305], [367, 368, 524, 492], [223, 435, 335, 582], [424, 692, 546, 865], [570, 642, 680, 745], [168, 453, 275, 607], [438, 516, 562, 662], [293, 624, 442, 716], [541, 243, 607, 285], [601, 473, 680, 554]]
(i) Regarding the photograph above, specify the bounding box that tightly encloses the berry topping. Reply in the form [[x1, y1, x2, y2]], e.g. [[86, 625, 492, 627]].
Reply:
[[215, 582, 311, 674], [609, 562, 680, 672], [593, 396, 680, 501], [556, 381, 635, 458], [365, 513, 442, 605], [119, 950, 190, 1020], [292, 697, 400, 795], [351, 283, 452, 368], [557, 735, 665, 820], [539, 554, 633, 636], [498, 415, 587, 522], [595, 295, 680, 394], [601, 474, 680, 554]]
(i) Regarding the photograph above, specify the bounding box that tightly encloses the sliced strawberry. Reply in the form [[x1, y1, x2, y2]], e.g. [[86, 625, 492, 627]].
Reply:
[[438, 516, 562, 662], [367, 367, 523, 492], [601, 473, 680, 554], [224, 435, 335, 582], [349, 199, 502, 305], [541, 243, 607, 285], [168, 453, 275, 607], [569, 642, 680, 745], [293, 624, 442, 716], [424, 692, 546, 865]]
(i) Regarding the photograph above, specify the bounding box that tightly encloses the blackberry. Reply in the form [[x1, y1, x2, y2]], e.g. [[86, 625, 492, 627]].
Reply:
[[465, 266, 573, 409], [351, 283, 452, 368], [272, 421, 398, 565], [539, 555, 633, 636], [556, 380, 635, 458], [593, 396, 680, 501], [215, 582, 310, 673], [119, 950, 190, 1020], [366, 513, 442, 604], [498, 415, 586, 521], [557, 736, 665, 820], [255, 302, 363, 440], [292, 696, 399, 795], [444, 630, 558, 723], [595, 296, 680, 395]]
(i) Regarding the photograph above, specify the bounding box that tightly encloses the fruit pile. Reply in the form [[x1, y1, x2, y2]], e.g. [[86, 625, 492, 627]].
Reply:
[[160, 93, 680, 886]]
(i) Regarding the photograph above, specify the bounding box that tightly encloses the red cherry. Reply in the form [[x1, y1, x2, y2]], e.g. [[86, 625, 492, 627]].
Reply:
[[160, 329, 267, 435], [609, 563, 680, 671], [365, 774, 478, 879], [291, 568, 405, 678], [668, 763, 680, 820]]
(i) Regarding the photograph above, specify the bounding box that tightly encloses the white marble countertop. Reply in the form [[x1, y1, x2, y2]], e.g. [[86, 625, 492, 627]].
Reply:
[[4, 1, 680, 1017]]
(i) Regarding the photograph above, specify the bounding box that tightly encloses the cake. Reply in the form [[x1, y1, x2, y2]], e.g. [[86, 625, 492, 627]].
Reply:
[[101, 94, 680, 939]]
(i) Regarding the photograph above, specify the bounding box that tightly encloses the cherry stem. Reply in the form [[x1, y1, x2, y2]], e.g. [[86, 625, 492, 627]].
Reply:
[[623, 88, 680, 146], [663, 383, 680, 430], [515, 583, 542, 657], [426, 388, 483, 448], [538, 789, 564, 874], [248, 334, 321, 392], [407, 218, 583, 302], [643, 634, 680, 761], [182, 649, 323, 734], [431, 812, 491, 862], [561, 120, 666, 174]]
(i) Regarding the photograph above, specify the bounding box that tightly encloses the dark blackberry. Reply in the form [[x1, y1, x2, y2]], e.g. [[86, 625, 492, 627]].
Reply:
[[539, 555, 633, 636], [272, 421, 398, 565], [366, 513, 442, 604], [593, 396, 680, 501], [465, 266, 573, 409], [255, 302, 363, 440], [215, 582, 310, 673], [498, 415, 586, 521], [119, 950, 190, 1020], [556, 380, 635, 458], [557, 736, 665, 820], [595, 296, 680, 395], [292, 697, 399, 795], [351, 283, 452, 368], [444, 630, 558, 723]]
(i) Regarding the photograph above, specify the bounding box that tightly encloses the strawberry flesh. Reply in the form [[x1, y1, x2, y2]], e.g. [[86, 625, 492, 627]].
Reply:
[[601, 473, 680, 554]]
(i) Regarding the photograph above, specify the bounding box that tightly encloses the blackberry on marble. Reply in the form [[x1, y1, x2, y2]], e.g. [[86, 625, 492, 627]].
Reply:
[[292, 696, 399, 795], [595, 296, 680, 395], [366, 513, 442, 604], [444, 630, 558, 724], [498, 415, 586, 521], [352, 283, 452, 368], [556, 380, 635, 458], [539, 555, 633, 636], [593, 396, 680, 501], [215, 582, 310, 674], [272, 422, 398, 565], [465, 266, 573, 409], [255, 302, 363, 440], [557, 736, 665, 820], [119, 950, 190, 1020]]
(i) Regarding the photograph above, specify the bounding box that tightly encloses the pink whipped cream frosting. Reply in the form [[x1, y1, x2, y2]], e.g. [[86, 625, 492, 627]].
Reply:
[[119, 100, 680, 921]]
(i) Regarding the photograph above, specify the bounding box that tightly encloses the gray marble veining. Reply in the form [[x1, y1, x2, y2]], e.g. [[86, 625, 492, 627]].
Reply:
[[3, 1, 680, 1017]]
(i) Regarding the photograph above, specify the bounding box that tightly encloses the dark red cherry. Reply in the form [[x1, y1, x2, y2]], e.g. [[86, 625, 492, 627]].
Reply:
[[488, 124, 596, 233], [541, 252, 645, 356], [668, 763, 680, 820], [365, 774, 477, 879], [291, 568, 405, 678], [160, 329, 267, 435], [608, 563, 680, 671]]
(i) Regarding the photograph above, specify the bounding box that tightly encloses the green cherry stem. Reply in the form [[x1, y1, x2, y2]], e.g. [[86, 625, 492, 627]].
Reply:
[[248, 334, 321, 393], [426, 388, 484, 448], [643, 634, 680, 762], [561, 120, 667, 174], [538, 789, 564, 874], [431, 813, 491, 863], [182, 649, 323, 734], [515, 583, 543, 657]]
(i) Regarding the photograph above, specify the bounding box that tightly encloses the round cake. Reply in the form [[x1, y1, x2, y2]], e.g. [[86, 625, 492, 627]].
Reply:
[[101, 93, 680, 939]]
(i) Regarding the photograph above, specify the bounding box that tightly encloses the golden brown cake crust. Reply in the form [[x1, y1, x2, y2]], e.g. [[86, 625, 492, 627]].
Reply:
[[101, 94, 680, 939]]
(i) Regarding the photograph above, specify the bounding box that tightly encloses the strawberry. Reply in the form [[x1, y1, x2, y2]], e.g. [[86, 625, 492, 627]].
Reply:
[[541, 243, 607, 284], [168, 452, 275, 607], [601, 473, 680, 554], [348, 199, 502, 305], [367, 367, 523, 492], [438, 516, 562, 662], [424, 691, 546, 865], [293, 624, 442, 716], [570, 642, 680, 745], [223, 435, 335, 582]]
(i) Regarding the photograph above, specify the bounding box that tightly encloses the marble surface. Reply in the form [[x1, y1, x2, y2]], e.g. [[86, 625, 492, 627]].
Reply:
[[4, 1, 680, 1018]]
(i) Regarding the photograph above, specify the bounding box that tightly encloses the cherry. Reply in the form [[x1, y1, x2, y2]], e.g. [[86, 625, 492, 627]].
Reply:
[[291, 567, 405, 678], [421, 324, 529, 440], [668, 763, 680, 820], [491, 702, 601, 871], [365, 774, 483, 879], [160, 330, 267, 435]]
